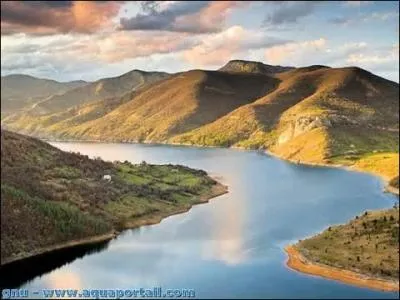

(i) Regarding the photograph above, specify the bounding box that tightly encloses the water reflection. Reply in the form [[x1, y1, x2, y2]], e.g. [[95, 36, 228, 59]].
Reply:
[[12, 143, 398, 299], [46, 270, 82, 290], [0, 240, 109, 289]]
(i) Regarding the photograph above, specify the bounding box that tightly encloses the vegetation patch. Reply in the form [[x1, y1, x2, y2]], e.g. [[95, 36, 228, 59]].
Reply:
[[296, 208, 399, 280], [1, 130, 223, 264]]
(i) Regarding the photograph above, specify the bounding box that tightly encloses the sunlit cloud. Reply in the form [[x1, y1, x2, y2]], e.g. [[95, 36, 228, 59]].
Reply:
[[1, 1, 123, 35], [343, 1, 374, 7], [1, 1, 398, 82], [265, 38, 327, 65], [183, 26, 290, 67], [119, 1, 246, 33]]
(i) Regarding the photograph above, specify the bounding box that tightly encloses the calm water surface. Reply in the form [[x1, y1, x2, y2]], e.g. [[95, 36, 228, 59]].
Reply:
[[15, 143, 400, 298]]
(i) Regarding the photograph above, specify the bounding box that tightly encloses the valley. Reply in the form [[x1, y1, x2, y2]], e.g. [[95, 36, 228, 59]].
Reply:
[[1, 59, 399, 293], [2, 61, 398, 195]]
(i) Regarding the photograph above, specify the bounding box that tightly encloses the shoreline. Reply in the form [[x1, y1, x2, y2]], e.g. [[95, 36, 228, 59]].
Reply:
[[1, 182, 228, 267], [264, 149, 400, 196], [4, 134, 398, 291], [44, 136, 398, 196], [1, 232, 117, 266], [285, 245, 399, 292]]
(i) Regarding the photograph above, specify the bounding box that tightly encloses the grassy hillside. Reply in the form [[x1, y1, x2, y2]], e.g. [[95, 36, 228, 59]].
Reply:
[[1, 130, 226, 264], [1, 90, 141, 138], [10, 70, 278, 142], [1, 70, 170, 137], [294, 207, 399, 280], [24, 70, 170, 116], [173, 66, 399, 189], [2, 62, 399, 191], [1, 74, 87, 115]]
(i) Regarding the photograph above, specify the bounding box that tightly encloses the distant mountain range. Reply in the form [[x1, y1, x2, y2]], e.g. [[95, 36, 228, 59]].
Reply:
[[1, 74, 87, 115], [2, 60, 399, 191]]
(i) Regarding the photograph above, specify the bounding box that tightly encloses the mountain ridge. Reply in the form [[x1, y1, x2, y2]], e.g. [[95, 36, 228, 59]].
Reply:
[[25, 69, 171, 116], [1, 75, 88, 115], [219, 59, 294, 75], [2, 61, 398, 193]]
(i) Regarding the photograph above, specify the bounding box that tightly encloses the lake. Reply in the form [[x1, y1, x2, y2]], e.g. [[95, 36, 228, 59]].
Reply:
[[6, 142, 399, 299]]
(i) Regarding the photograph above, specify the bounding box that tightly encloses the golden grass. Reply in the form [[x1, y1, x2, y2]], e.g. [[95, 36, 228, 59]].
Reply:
[[353, 153, 399, 181], [271, 127, 330, 163]]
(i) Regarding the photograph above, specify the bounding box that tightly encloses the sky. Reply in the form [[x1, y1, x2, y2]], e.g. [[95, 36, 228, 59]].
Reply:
[[1, 1, 399, 82]]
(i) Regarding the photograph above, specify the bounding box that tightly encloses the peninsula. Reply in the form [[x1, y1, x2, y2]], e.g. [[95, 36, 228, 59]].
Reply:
[[1, 130, 227, 265], [286, 208, 399, 292]]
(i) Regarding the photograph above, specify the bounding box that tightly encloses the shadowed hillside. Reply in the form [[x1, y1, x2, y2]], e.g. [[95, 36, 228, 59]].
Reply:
[[7, 70, 278, 141], [25, 69, 170, 116]]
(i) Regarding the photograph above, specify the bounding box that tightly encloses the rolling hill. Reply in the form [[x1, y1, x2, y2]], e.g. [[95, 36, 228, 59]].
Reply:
[[1, 74, 87, 115], [172, 66, 399, 189], [2, 60, 399, 192], [3, 69, 279, 141], [24, 69, 170, 116], [1, 130, 225, 264], [1, 69, 170, 136]]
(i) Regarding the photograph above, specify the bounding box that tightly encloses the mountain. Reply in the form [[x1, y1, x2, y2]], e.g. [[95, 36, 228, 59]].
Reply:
[[1, 130, 225, 264], [25, 69, 170, 116], [4, 70, 279, 141], [219, 60, 294, 75], [175, 66, 398, 147], [2, 62, 399, 192], [1, 74, 87, 115], [174, 66, 399, 187]]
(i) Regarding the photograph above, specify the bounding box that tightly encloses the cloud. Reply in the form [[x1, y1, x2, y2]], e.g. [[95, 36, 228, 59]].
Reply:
[[2, 30, 193, 66], [329, 16, 353, 26], [262, 38, 400, 83], [347, 53, 393, 64], [92, 32, 196, 63], [344, 44, 399, 82], [119, 1, 245, 33], [182, 26, 291, 67], [1, 1, 122, 35], [362, 11, 399, 21], [1, 29, 196, 81], [329, 11, 399, 26], [263, 39, 373, 68], [347, 44, 399, 65], [183, 26, 246, 66], [263, 1, 323, 28], [3, 23, 294, 79], [265, 38, 327, 64], [344, 1, 374, 7]]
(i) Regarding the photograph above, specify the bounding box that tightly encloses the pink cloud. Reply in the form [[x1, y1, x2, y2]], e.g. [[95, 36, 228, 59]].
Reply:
[[265, 38, 327, 64], [183, 26, 246, 66], [1, 1, 123, 35]]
